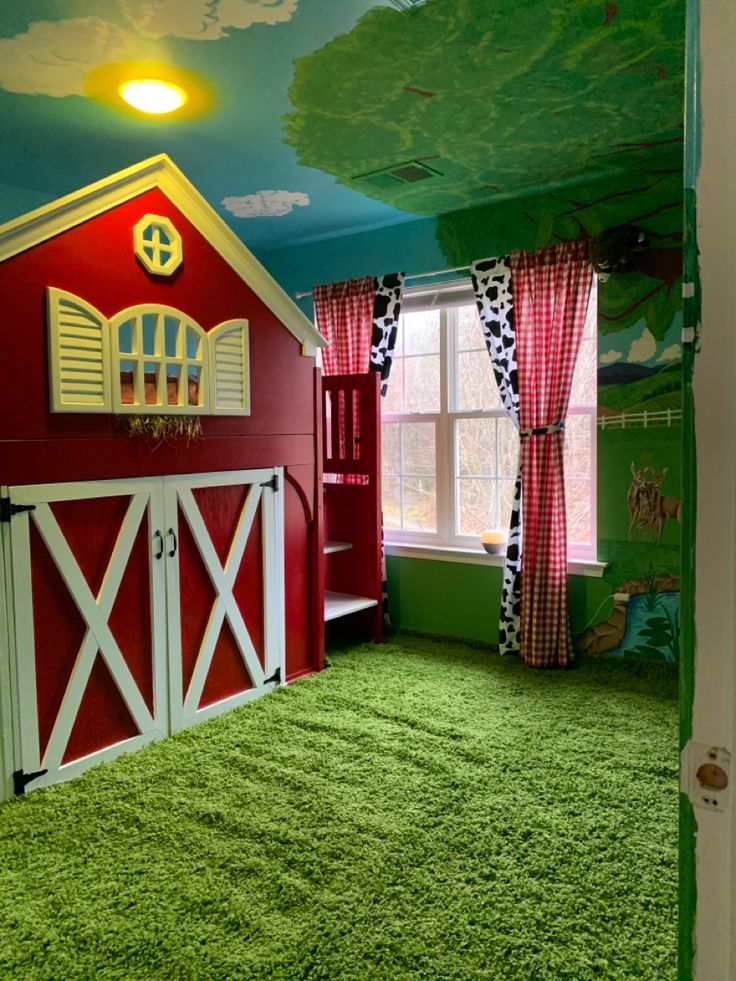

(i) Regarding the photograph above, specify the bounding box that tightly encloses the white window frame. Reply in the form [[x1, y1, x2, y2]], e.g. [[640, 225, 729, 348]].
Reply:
[[382, 281, 597, 562]]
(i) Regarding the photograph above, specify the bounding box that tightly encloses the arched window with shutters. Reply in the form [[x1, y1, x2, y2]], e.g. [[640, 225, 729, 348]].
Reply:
[[47, 289, 250, 417]]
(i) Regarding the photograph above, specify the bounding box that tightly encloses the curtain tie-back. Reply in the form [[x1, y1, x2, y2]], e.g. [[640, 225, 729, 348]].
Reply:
[[519, 421, 565, 439]]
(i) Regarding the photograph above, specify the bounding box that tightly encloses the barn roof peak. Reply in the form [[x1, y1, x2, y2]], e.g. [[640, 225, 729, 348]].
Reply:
[[0, 154, 325, 356]]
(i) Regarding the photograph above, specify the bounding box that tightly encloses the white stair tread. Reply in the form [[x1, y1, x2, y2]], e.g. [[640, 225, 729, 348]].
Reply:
[[324, 540, 353, 554], [324, 590, 378, 621]]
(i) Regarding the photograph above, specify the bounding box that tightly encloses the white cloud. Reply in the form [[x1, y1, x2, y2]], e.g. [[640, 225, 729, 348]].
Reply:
[[627, 327, 657, 364], [657, 343, 680, 363], [0, 18, 138, 97], [599, 349, 623, 365], [222, 190, 310, 218], [119, 0, 298, 40]]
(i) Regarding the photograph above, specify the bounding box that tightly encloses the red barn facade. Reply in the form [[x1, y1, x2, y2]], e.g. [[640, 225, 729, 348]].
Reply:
[[0, 156, 326, 798]]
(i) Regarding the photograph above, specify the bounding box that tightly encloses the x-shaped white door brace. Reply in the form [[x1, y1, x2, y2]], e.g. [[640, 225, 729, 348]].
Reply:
[[24, 494, 158, 771], [175, 482, 265, 719]]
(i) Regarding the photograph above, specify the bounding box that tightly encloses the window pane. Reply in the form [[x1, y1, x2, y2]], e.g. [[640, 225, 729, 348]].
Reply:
[[186, 326, 202, 360], [457, 304, 483, 351], [166, 366, 181, 406], [403, 309, 439, 355], [165, 317, 180, 357], [381, 422, 400, 474], [457, 478, 496, 536], [118, 320, 133, 355], [143, 362, 159, 405], [570, 280, 598, 405], [456, 417, 518, 478], [570, 338, 597, 406], [402, 477, 436, 533], [383, 359, 404, 414], [142, 314, 157, 356], [188, 366, 202, 406], [498, 478, 517, 531], [405, 355, 440, 412], [383, 475, 401, 531], [403, 422, 435, 476], [564, 414, 592, 478], [566, 478, 592, 545], [457, 418, 496, 477], [497, 416, 519, 477], [456, 350, 502, 411]]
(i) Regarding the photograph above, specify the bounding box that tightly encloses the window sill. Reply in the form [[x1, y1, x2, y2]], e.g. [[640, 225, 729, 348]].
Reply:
[[384, 542, 607, 578]]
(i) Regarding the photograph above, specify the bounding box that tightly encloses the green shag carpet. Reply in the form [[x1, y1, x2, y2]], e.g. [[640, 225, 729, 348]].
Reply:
[[0, 635, 678, 981]]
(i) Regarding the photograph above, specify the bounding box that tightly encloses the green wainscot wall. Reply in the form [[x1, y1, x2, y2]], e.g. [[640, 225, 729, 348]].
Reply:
[[386, 556, 610, 647]]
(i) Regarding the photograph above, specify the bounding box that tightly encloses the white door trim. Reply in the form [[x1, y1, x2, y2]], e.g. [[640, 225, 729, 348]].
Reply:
[[692, 2, 736, 977]]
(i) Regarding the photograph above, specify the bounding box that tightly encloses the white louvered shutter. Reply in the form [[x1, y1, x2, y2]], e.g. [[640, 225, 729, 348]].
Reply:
[[209, 319, 250, 415], [47, 287, 111, 413]]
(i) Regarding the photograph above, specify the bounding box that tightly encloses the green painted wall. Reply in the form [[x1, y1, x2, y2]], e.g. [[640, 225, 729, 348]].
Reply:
[[387, 556, 612, 646]]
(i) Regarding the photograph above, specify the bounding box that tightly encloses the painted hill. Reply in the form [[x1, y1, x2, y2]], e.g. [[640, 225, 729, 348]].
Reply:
[[598, 363, 661, 386], [598, 361, 681, 414]]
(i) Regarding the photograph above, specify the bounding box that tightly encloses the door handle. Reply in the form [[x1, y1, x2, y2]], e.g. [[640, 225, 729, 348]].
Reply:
[[154, 530, 164, 560], [167, 527, 178, 557]]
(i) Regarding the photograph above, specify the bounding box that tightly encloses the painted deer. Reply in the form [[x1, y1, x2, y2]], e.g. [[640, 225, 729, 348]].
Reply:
[[647, 467, 682, 545], [626, 462, 651, 541]]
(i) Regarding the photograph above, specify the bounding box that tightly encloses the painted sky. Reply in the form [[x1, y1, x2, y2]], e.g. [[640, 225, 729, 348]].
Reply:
[[0, 0, 685, 254]]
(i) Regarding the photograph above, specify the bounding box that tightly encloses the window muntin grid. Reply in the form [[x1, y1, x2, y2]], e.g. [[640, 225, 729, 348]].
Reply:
[[111, 305, 208, 414]]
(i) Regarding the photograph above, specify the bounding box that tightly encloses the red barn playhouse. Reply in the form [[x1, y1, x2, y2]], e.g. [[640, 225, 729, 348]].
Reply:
[[0, 155, 334, 800]]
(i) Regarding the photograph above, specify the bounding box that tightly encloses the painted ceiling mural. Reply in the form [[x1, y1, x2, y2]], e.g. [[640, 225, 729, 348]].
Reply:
[[286, 0, 685, 216], [0, 0, 684, 253]]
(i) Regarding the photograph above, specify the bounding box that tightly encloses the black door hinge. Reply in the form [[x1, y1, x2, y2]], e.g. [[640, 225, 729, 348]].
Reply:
[[13, 768, 48, 796], [265, 667, 282, 686], [260, 474, 279, 493], [0, 499, 36, 523]]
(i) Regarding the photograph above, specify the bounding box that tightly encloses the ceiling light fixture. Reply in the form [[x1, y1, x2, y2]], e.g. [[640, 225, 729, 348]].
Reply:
[[119, 79, 188, 115]]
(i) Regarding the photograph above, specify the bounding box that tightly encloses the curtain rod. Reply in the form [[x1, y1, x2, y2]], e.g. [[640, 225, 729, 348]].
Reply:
[[294, 264, 471, 300]]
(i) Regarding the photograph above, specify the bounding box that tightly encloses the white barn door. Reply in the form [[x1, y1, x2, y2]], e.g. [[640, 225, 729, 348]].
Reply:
[[163, 469, 284, 732], [5, 478, 168, 793]]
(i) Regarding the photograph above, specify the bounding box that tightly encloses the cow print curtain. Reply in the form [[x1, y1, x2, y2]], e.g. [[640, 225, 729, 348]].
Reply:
[[470, 256, 522, 657], [370, 272, 405, 623], [370, 272, 405, 395]]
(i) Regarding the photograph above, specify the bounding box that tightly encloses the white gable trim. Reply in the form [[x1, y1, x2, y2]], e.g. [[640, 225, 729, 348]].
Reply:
[[0, 154, 326, 357]]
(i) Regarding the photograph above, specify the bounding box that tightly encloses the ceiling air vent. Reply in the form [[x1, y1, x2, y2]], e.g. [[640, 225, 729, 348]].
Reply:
[[354, 160, 442, 189], [388, 0, 427, 9]]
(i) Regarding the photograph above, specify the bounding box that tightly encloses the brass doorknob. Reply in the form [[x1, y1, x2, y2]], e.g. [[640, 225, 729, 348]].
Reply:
[[696, 763, 729, 790]]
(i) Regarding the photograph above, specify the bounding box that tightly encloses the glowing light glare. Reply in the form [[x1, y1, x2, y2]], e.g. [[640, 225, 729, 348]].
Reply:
[[119, 79, 188, 114]]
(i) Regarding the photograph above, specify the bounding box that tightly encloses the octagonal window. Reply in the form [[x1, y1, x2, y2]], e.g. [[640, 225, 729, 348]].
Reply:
[[134, 214, 183, 276]]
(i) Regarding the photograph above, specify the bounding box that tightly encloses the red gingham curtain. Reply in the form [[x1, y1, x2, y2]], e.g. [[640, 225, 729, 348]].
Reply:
[[511, 240, 593, 668], [314, 277, 376, 375]]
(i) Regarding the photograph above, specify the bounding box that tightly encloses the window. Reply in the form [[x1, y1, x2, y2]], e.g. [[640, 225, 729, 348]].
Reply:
[[133, 214, 183, 276], [381, 281, 597, 559]]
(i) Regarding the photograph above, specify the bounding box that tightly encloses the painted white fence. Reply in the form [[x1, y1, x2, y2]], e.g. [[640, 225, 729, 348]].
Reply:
[[597, 408, 682, 430]]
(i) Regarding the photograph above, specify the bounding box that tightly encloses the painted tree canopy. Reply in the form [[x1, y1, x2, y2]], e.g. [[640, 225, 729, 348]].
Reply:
[[435, 170, 683, 339], [285, 0, 685, 217]]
